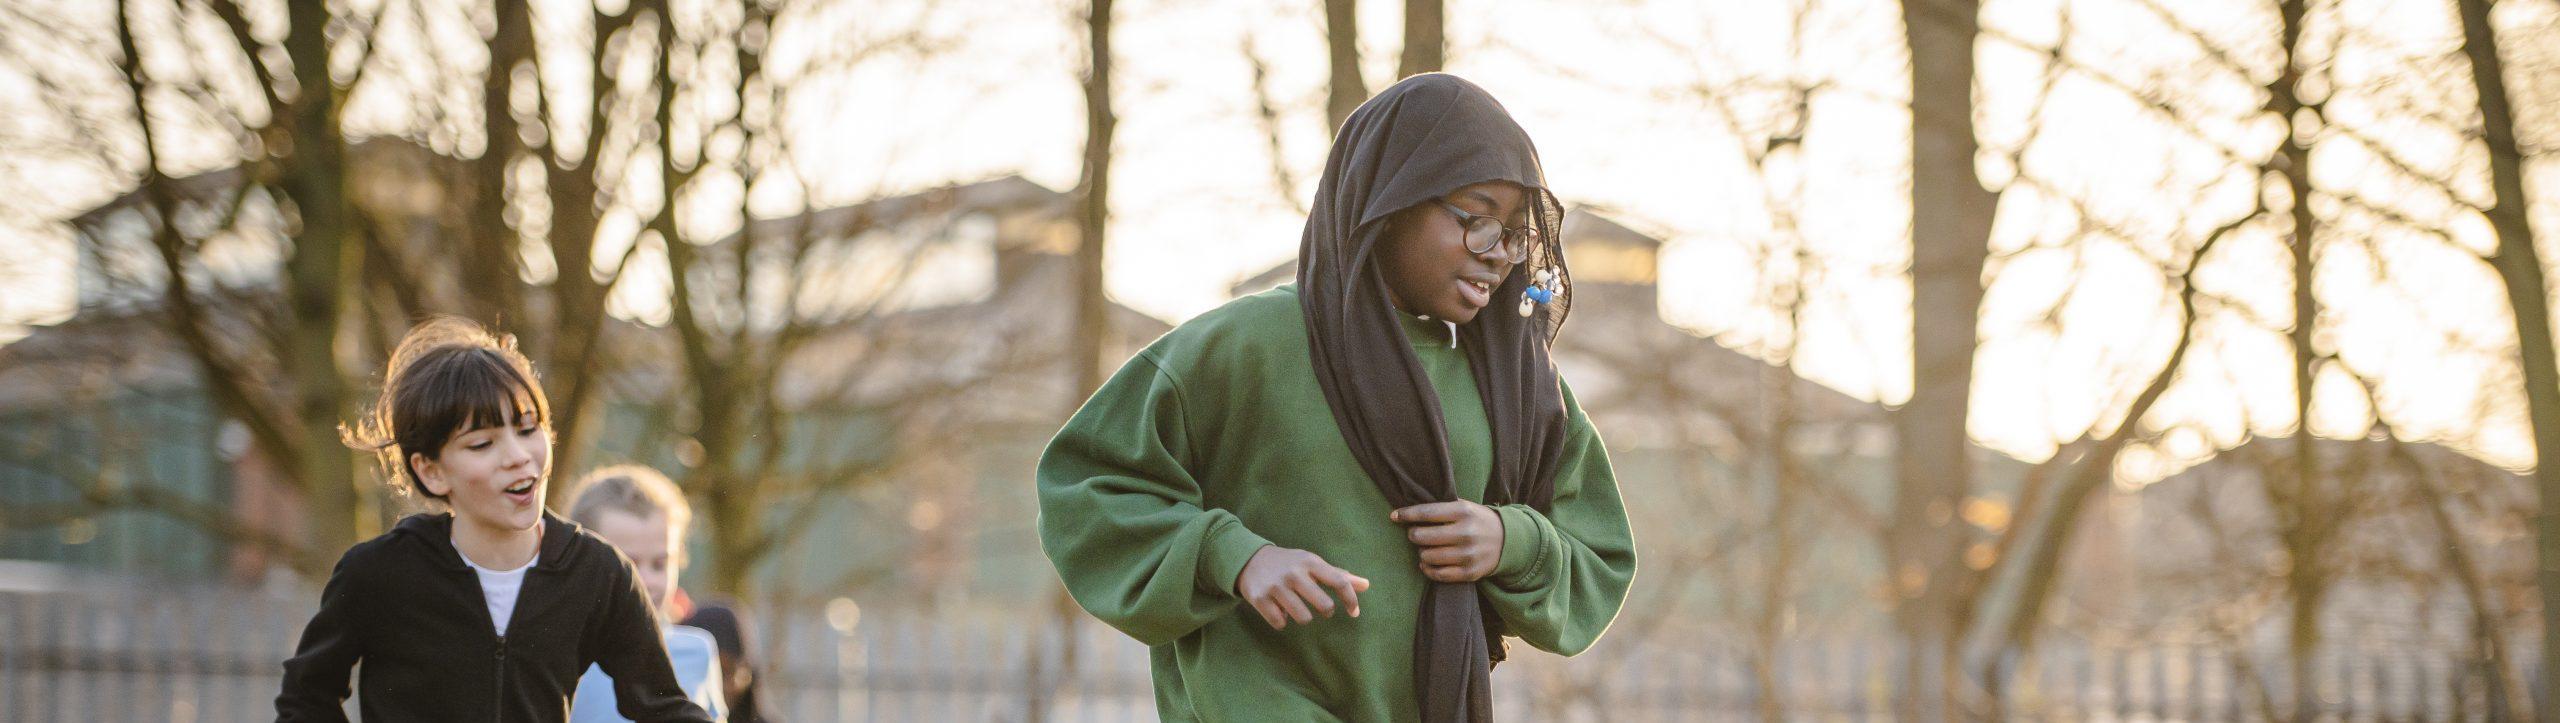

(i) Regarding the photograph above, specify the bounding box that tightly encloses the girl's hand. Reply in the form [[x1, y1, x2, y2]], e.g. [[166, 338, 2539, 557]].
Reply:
[[1392, 501, 1503, 583], [1234, 546, 1369, 629]]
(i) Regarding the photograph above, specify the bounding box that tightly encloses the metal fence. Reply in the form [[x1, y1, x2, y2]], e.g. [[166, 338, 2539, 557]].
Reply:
[[0, 582, 2533, 721]]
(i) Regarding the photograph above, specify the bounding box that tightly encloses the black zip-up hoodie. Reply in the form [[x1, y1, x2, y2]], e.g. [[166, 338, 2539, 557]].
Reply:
[[276, 512, 714, 723]]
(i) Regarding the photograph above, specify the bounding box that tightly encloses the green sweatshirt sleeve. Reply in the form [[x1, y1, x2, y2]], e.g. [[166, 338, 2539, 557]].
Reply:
[[1037, 351, 1274, 647], [1481, 383, 1638, 657]]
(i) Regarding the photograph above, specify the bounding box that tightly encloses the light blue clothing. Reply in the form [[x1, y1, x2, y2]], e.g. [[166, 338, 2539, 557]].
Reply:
[[571, 624, 726, 722]]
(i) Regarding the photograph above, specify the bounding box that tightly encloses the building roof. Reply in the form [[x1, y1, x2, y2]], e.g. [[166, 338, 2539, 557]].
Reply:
[[16, 172, 1168, 416]]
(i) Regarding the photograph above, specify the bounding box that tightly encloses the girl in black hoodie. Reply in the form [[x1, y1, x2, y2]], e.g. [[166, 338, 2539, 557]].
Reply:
[[276, 317, 712, 723]]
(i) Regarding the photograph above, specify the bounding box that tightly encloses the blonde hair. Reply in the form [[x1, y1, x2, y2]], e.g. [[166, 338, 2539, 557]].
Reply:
[[566, 464, 694, 536]]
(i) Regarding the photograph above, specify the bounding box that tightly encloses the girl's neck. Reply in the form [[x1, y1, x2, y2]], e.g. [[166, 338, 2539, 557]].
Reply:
[[451, 514, 542, 570]]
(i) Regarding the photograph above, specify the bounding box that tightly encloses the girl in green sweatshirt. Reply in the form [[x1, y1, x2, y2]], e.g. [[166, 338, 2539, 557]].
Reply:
[[1036, 72, 1637, 723]]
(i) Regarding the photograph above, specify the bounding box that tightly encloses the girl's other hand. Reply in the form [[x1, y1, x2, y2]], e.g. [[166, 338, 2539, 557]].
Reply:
[[1233, 546, 1369, 629], [1391, 501, 1502, 583]]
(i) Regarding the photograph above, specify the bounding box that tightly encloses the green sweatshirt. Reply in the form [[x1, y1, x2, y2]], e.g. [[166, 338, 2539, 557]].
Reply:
[[1036, 284, 1638, 722]]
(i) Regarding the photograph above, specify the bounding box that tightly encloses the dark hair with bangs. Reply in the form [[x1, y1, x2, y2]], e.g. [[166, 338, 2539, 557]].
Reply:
[[343, 316, 551, 504]]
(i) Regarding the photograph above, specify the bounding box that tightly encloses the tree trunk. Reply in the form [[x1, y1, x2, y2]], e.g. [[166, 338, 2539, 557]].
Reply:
[[1397, 0, 1442, 79], [280, 0, 360, 548], [535, 6, 637, 507], [469, 0, 532, 329], [1896, 0, 1995, 718], [641, 0, 748, 597], [1752, 360, 1803, 723], [113, 0, 331, 575], [2453, 0, 2558, 712], [1325, 0, 1367, 135], [1072, 5, 1116, 400], [2264, 4, 2328, 718], [1031, 2, 1115, 721]]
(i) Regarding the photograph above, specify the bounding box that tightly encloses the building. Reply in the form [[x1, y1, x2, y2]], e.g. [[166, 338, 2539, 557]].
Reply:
[[1, 148, 1174, 606]]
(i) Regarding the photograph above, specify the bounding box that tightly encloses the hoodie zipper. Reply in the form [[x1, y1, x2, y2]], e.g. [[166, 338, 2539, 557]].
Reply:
[[453, 517, 543, 722], [479, 562, 512, 722], [494, 632, 508, 721]]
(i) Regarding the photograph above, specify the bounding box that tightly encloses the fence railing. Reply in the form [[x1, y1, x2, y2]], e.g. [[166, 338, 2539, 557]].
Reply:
[[0, 583, 2533, 721]]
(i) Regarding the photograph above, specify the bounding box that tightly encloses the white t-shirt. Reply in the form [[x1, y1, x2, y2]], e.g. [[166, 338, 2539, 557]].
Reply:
[[461, 550, 538, 635]]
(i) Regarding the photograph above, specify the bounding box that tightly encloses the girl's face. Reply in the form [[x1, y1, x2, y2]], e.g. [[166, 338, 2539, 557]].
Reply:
[[1379, 181, 1528, 324], [413, 403, 551, 537], [591, 509, 681, 614]]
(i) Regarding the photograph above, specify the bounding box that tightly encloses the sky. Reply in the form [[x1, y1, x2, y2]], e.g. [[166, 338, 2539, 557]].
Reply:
[[3, 0, 2555, 483]]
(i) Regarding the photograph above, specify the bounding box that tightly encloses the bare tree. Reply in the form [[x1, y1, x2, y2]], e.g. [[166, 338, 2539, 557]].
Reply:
[[524, 0, 650, 492], [2110, 0, 2560, 714], [63, 0, 376, 568], [4, 0, 962, 593], [467, 0, 534, 332], [1027, 0, 1115, 719], [1657, 10, 1856, 719], [1398, 0, 1443, 78], [2267, 6, 2334, 717], [2004, 2, 2345, 716], [1242, 35, 1309, 216], [2389, 415, 2525, 719], [1521, 4, 2229, 717], [616, 0, 995, 600], [0, 0, 673, 577], [1073, 2, 1118, 413], [1325, 0, 1367, 134], [1895, 0, 1996, 715], [2450, 0, 2560, 703]]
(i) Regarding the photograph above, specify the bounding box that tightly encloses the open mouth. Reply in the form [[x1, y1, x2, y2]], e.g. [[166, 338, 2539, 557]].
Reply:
[[1456, 278, 1492, 308], [502, 477, 538, 505]]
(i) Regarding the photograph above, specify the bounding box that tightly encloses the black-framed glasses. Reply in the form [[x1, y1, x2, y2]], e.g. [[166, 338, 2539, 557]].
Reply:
[[1433, 200, 1539, 263]]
